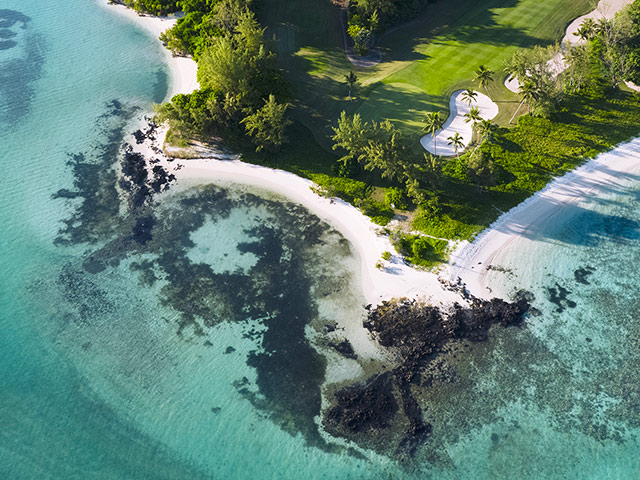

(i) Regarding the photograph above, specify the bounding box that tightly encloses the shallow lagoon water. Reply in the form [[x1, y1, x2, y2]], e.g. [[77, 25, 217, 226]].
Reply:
[[2, 0, 640, 478]]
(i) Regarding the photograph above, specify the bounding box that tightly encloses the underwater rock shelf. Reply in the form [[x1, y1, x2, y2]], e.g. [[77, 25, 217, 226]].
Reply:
[[324, 294, 530, 462]]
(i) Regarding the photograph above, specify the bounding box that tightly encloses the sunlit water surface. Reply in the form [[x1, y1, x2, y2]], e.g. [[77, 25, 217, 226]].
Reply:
[[1, 1, 639, 478]]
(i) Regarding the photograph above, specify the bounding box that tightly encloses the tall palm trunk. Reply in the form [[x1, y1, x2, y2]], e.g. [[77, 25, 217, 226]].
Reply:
[[509, 98, 526, 124]]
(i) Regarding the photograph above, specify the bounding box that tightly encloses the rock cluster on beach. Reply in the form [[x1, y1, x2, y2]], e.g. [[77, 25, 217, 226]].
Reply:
[[120, 119, 176, 209], [323, 294, 530, 462]]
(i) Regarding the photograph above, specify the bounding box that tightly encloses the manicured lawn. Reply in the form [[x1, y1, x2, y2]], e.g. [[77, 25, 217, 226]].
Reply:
[[253, 0, 640, 256], [259, 0, 592, 140]]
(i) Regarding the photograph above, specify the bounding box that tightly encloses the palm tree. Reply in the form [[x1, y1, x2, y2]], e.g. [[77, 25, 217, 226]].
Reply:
[[344, 71, 358, 101], [503, 51, 526, 84], [574, 18, 596, 41], [461, 88, 477, 106], [477, 119, 497, 144], [423, 153, 442, 188], [520, 81, 540, 113], [464, 107, 482, 143], [447, 132, 464, 159], [423, 111, 444, 156], [473, 65, 495, 95], [508, 81, 540, 123], [464, 106, 481, 124]]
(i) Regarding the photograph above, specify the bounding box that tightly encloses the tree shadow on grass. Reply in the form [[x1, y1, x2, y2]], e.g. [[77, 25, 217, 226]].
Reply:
[[379, 0, 537, 63], [354, 82, 445, 128]]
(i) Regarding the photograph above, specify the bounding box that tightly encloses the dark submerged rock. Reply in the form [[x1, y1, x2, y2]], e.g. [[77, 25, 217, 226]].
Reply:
[[325, 372, 398, 436], [328, 339, 357, 359], [546, 282, 577, 312], [325, 294, 530, 462], [574, 266, 595, 285]]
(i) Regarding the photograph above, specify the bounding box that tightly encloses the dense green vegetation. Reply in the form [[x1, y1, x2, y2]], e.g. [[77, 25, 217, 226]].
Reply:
[[154, 0, 292, 153], [346, 0, 432, 54], [119, 0, 179, 16], [148, 0, 640, 268], [159, 0, 225, 58]]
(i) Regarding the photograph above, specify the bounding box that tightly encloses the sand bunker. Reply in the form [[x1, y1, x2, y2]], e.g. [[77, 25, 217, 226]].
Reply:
[[420, 90, 498, 157]]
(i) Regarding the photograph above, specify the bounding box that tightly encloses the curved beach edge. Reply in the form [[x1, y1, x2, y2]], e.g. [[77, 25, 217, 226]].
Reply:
[[447, 137, 640, 300], [162, 155, 465, 307], [97, 0, 199, 99], [100, 0, 463, 307]]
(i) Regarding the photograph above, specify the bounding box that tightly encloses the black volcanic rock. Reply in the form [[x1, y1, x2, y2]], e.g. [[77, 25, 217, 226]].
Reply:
[[325, 372, 398, 435], [329, 339, 357, 359], [325, 294, 530, 461]]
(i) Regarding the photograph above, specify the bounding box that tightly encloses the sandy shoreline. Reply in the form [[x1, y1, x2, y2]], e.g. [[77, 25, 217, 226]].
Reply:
[[449, 137, 640, 300], [99, 1, 464, 306], [159, 153, 466, 307], [97, 0, 199, 98], [104, 0, 640, 309]]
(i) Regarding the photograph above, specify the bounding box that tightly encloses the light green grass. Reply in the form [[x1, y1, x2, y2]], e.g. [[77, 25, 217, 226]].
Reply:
[[260, 0, 593, 139]]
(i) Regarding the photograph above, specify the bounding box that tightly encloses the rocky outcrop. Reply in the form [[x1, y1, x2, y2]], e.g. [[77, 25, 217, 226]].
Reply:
[[324, 294, 530, 462]]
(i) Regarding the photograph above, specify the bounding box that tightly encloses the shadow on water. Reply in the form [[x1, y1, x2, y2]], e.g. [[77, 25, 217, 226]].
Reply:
[[489, 165, 640, 246]]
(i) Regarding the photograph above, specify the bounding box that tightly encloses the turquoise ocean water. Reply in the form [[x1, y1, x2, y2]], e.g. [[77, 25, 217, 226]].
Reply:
[[1, 1, 640, 478]]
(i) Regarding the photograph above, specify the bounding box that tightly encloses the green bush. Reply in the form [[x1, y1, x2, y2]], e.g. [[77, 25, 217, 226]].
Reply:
[[384, 187, 409, 210], [309, 174, 369, 204], [359, 198, 394, 224], [392, 234, 448, 268], [411, 236, 434, 258]]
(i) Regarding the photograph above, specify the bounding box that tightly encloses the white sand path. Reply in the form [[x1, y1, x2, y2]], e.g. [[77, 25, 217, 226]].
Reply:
[[447, 137, 640, 300], [505, 0, 633, 93], [97, 1, 199, 98], [420, 90, 498, 157]]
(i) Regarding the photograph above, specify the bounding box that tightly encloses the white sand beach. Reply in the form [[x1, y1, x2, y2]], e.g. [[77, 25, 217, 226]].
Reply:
[[505, 0, 633, 93], [102, 1, 465, 307], [105, 0, 640, 310], [448, 137, 640, 300], [97, 1, 199, 98], [420, 90, 498, 157], [153, 148, 464, 307]]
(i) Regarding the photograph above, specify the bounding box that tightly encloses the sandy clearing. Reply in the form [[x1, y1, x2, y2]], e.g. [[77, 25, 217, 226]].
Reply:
[[420, 90, 498, 157]]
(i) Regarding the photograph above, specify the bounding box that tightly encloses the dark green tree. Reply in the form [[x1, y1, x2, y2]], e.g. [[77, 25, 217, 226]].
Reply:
[[461, 88, 477, 106], [447, 132, 464, 159], [344, 71, 358, 101], [473, 65, 494, 95], [241, 95, 292, 152]]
